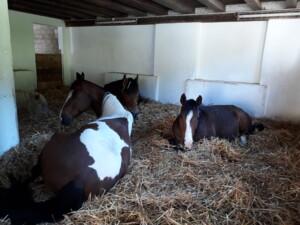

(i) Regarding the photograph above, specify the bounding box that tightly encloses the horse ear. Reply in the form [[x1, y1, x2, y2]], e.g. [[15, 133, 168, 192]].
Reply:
[[123, 74, 126, 80], [122, 77, 128, 90], [76, 72, 84, 81], [180, 94, 186, 105], [196, 95, 202, 106], [135, 75, 139, 82]]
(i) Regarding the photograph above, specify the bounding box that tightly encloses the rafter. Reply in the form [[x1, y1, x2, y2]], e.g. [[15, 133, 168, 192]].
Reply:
[[83, 0, 146, 16], [152, 0, 195, 14], [115, 0, 169, 15], [9, 5, 69, 20], [11, 1, 86, 19], [286, 0, 297, 8], [197, 0, 225, 12], [63, 0, 126, 17], [243, 0, 262, 10]]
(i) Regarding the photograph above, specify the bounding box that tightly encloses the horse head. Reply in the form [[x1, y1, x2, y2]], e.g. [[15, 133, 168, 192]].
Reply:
[[59, 72, 105, 125], [172, 94, 202, 150], [104, 74, 139, 119]]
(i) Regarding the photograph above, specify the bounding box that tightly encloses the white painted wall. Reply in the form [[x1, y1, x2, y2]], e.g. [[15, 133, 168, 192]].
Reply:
[[261, 19, 300, 121], [154, 23, 200, 104], [197, 22, 267, 83], [185, 80, 267, 117], [69, 21, 300, 121], [9, 10, 71, 90], [70, 25, 155, 86], [0, 0, 19, 154]]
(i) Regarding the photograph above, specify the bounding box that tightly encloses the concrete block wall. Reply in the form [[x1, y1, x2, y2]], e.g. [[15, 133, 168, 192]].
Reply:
[[33, 24, 60, 54]]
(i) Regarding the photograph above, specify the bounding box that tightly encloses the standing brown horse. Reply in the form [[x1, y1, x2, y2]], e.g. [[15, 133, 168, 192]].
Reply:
[[60, 72, 139, 125], [172, 94, 264, 150], [104, 74, 139, 118], [0, 93, 134, 224]]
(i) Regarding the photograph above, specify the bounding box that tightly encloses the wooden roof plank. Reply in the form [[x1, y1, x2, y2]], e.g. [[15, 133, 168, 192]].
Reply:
[[83, 0, 147, 16], [152, 0, 196, 14], [63, 0, 126, 17], [286, 0, 297, 8], [115, 0, 169, 15], [197, 0, 225, 12]]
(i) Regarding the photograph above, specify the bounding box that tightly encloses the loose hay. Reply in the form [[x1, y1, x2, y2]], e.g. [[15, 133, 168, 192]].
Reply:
[[0, 87, 299, 225]]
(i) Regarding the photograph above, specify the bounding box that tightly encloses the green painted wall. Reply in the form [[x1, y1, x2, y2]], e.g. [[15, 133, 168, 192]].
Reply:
[[0, 0, 19, 154], [9, 10, 71, 91]]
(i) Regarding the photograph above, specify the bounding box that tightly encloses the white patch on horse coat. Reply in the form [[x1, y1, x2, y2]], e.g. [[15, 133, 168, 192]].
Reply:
[[184, 111, 194, 149], [240, 135, 247, 146], [59, 90, 73, 121], [80, 120, 129, 180], [80, 93, 134, 180], [101, 94, 134, 135], [126, 81, 132, 90]]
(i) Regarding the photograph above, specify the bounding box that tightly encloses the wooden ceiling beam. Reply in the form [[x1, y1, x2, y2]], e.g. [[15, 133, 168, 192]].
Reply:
[[197, 0, 225, 12], [30, 0, 95, 18], [152, 0, 195, 14], [115, 0, 169, 15], [83, 0, 147, 16], [286, 0, 297, 8], [63, 0, 126, 17], [9, 5, 69, 20], [10, 1, 84, 19], [243, 0, 262, 10], [65, 13, 238, 26]]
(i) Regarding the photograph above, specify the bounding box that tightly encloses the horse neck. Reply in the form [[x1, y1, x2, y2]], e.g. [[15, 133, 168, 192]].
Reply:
[[90, 86, 106, 116], [101, 99, 134, 135]]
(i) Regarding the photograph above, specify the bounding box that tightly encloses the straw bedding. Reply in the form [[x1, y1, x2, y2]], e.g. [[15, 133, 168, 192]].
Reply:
[[0, 86, 299, 225]]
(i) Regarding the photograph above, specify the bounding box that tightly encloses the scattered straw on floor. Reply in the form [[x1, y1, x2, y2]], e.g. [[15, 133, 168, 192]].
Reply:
[[0, 86, 299, 225]]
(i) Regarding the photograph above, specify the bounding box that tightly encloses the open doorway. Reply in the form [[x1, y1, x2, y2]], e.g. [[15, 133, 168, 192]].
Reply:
[[33, 24, 63, 90]]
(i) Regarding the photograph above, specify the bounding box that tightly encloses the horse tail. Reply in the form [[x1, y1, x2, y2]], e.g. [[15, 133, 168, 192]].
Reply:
[[0, 176, 85, 224]]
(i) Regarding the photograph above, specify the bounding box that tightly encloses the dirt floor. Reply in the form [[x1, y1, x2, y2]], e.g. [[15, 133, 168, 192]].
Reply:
[[0, 86, 299, 225]]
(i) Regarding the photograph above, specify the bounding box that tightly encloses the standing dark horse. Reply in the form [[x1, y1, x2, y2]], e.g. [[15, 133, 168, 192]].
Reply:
[[60, 72, 139, 125], [104, 74, 139, 118], [172, 94, 264, 150], [0, 93, 134, 224]]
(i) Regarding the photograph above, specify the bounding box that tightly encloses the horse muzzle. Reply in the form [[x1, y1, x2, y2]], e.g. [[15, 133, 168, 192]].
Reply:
[[131, 111, 139, 119]]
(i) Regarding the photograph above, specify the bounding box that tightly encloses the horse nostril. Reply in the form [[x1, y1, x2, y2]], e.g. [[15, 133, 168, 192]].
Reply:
[[61, 117, 72, 126], [131, 111, 138, 119]]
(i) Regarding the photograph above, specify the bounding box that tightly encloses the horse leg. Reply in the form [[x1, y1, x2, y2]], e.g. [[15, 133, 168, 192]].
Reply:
[[28, 154, 43, 183]]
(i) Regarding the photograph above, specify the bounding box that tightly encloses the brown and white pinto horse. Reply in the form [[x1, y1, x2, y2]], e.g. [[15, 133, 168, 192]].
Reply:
[[104, 74, 139, 118], [1, 93, 134, 224], [60, 72, 139, 125], [172, 94, 264, 150]]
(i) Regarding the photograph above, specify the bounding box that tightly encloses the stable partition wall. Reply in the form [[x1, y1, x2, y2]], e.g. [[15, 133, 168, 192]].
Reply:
[[8, 10, 71, 91], [70, 25, 155, 86], [69, 19, 300, 121], [0, 1, 19, 154]]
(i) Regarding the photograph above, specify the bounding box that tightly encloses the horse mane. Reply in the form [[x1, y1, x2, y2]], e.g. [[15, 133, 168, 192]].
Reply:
[[70, 79, 105, 91]]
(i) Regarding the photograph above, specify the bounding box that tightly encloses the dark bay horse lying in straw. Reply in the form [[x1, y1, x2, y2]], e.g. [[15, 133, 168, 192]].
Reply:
[[60, 72, 139, 125], [0, 93, 134, 224], [172, 94, 264, 150], [104, 74, 139, 118]]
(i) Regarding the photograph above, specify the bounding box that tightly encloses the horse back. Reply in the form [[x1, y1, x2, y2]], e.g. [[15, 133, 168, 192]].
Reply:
[[196, 105, 251, 140], [41, 119, 131, 198]]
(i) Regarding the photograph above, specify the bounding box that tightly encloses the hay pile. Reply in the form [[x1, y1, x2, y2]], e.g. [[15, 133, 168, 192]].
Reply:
[[0, 87, 299, 225]]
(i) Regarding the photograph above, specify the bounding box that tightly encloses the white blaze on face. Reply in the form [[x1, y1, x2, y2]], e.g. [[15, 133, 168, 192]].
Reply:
[[59, 90, 73, 121], [184, 110, 194, 150], [80, 120, 129, 180]]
